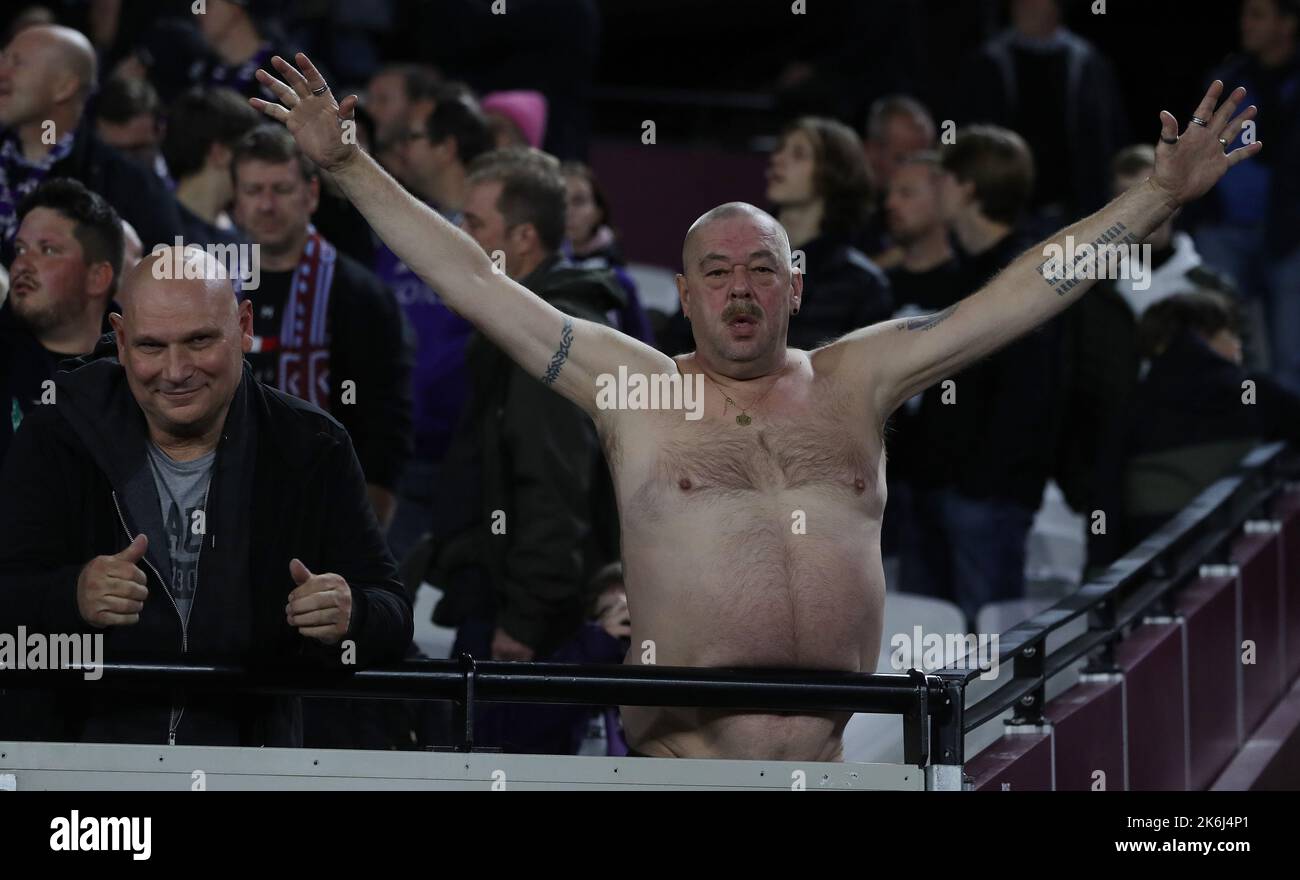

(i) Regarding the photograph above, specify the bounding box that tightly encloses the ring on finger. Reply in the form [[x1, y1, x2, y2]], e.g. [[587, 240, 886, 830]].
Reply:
[[312, 85, 328, 96]]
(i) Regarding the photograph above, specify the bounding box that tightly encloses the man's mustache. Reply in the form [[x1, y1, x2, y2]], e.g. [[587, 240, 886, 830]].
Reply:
[[721, 302, 764, 322]]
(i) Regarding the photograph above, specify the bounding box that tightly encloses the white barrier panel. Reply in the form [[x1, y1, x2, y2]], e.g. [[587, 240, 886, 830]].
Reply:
[[0, 741, 922, 791]]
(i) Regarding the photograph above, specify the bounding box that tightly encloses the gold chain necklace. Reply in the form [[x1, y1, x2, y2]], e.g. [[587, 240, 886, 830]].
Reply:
[[703, 370, 783, 426]]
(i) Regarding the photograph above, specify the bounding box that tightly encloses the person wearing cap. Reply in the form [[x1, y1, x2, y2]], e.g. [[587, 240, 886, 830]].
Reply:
[[482, 90, 549, 150]]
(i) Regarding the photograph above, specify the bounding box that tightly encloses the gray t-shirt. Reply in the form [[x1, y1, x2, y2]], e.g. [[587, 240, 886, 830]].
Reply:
[[145, 444, 215, 625]]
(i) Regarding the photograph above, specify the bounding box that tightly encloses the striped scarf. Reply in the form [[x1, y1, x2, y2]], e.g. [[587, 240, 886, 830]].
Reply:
[[276, 226, 336, 411]]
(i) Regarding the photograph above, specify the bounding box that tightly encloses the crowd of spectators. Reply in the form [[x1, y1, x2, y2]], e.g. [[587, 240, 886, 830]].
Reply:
[[1, 0, 1298, 752]]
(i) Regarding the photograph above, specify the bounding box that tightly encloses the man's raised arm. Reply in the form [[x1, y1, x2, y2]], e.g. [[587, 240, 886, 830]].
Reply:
[[249, 54, 673, 419], [846, 81, 1262, 422]]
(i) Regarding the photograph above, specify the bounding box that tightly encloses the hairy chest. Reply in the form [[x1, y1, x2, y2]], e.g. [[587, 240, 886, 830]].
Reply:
[[619, 396, 883, 522]]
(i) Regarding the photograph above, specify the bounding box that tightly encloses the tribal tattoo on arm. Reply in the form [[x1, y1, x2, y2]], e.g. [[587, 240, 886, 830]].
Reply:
[[541, 317, 574, 385]]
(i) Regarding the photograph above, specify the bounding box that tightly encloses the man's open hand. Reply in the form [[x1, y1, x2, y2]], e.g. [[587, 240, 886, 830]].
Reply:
[[286, 558, 352, 645], [77, 533, 150, 627], [1151, 80, 1262, 207], [249, 52, 359, 173]]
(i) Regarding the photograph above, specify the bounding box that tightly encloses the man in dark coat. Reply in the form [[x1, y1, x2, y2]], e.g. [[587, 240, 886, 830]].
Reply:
[[0, 246, 413, 746]]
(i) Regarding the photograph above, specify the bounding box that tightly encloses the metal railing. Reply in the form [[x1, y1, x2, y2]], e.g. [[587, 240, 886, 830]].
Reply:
[[0, 658, 960, 769], [941, 441, 1299, 761]]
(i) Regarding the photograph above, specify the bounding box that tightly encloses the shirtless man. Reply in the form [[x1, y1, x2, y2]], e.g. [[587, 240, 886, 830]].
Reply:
[[251, 54, 1260, 760]]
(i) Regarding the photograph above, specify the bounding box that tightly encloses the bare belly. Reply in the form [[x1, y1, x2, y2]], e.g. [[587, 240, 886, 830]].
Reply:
[[601, 352, 889, 761], [618, 487, 886, 761]]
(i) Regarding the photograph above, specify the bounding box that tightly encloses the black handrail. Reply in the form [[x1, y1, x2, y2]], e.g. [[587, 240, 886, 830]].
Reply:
[[0, 659, 918, 710], [0, 659, 955, 764]]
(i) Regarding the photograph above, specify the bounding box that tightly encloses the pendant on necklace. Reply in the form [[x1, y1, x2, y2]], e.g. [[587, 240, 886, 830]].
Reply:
[[736, 413, 752, 426]]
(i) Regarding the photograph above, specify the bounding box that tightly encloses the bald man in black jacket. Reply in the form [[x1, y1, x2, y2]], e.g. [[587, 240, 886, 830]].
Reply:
[[0, 247, 412, 745]]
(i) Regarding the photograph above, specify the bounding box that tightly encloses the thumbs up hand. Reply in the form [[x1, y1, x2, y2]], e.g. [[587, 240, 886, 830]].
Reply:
[[286, 558, 352, 645], [77, 534, 150, 627]]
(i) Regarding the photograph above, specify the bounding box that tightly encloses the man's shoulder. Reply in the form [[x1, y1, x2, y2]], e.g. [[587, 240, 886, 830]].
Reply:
[[255, 378, 350, 446], [251, 380, 368, 481]]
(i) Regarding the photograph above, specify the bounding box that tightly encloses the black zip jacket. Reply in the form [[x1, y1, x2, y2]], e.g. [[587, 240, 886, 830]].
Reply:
[[0, 337, 412, 745]]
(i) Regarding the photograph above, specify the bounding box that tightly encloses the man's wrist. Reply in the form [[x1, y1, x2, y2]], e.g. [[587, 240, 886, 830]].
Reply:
[[1144, 175, 1181, 213], [328, 146, 366, 181]]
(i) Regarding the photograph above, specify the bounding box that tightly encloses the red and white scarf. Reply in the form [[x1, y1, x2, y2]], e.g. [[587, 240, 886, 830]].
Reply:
[[276, 226, 336, 410]]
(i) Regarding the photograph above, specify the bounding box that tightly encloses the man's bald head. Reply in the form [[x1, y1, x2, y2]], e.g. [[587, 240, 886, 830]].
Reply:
[[0, 24, 98, 127], [675, 201, 802, 377], [112, 246, 252, 443], [31, 25, 96, 96], [122, 247, 239, 321], [682, 202, 791, 274]]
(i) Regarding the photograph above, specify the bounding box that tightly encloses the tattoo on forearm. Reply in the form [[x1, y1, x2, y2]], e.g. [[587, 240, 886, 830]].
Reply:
[[1035, 222, 1142, 297], [900, 304, 958, 331], [542, 318, 574, 385]]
